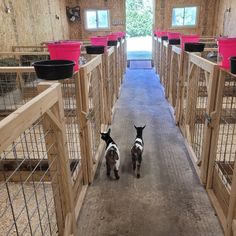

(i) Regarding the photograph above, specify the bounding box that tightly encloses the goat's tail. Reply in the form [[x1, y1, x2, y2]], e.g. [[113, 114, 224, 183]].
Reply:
[[108, 148, 119, 160]]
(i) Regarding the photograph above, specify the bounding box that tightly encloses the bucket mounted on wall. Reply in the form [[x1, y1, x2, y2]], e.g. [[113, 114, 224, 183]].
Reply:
[[217, 38, 236, 69], [47, 41, 81, 71]]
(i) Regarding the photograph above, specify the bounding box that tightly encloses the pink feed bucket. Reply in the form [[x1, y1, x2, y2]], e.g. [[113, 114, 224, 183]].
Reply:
[[168, 32, 181, 40], [181, 34, 200, 49], [107, 34, 119, 41], [90, 36, 108, 46], [47, 42, 82, 71], [217, 37, 236, 68]]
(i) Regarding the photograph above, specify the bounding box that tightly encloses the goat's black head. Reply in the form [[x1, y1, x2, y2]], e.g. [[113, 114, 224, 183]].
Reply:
[[100, 128, 111, 142], [134, 125, 146, 137]]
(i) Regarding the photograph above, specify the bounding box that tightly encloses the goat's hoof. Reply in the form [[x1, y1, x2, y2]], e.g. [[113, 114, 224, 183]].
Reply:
[[107, 173, 110, 177], [137, 174, 140, 178], [115, 176, 120, 180]]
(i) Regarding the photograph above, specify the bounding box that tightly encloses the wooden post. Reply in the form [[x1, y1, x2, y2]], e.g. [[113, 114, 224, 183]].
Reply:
[[38, 83, 77, 236], [78, 68, 94, 183], [200, 65, 219, 185]]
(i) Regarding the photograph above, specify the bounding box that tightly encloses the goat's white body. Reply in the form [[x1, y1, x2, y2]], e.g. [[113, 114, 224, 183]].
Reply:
[[105, 143, 120, 169]]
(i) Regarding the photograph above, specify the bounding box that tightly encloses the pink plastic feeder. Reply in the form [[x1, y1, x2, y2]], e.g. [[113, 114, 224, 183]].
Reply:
[[47, 42, 82, 71], [181, 34, 200, 49], [217, 37, 236, 68], [90, 36, 108, 46], [168, 32, 181, 40], [107, 34, 119, 41]]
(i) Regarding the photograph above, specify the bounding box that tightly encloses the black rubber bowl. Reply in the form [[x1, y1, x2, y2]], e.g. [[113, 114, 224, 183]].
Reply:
[[184, 42, 205, 52], [33, 60, 75, 80], [108, 40, 118, 46], [169, 39, 181, 45], [85, 45, 105, 54], [230, 57, 236, 74], [161, 36, 168, 41]]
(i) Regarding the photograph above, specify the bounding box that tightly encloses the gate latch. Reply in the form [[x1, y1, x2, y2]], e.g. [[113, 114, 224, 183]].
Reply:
[[205, 113, 212, 125]]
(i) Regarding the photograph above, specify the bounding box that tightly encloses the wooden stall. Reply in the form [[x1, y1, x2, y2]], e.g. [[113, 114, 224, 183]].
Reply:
[[205, 69, 236, 235], [0, 84, 77, 235]]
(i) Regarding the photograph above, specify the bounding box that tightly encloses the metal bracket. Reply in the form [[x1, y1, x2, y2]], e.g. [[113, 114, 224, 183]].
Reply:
[[205, 113, 212, 125]]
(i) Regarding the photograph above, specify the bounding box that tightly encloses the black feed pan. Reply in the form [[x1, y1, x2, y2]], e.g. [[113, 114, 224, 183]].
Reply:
[[230, 57, 236, 74], [161, 36, 168, 41], [184, 42, 205, 52], [85, 45, 105, 54], [108, 40, 118, 46], [169, 39, 180, 45], [33, 60, 75, 80]]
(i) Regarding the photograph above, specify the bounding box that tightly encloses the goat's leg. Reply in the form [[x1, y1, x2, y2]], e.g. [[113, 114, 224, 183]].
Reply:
[[137, 156, 142, 178], [106, 163, 111, 176], [132, 156, 136, 171], [114, 168, 120, 180]]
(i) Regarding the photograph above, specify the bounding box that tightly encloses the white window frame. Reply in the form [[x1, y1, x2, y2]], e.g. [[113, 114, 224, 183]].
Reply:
[[171, 5, 199, 28], [84, 9, 110, 30]]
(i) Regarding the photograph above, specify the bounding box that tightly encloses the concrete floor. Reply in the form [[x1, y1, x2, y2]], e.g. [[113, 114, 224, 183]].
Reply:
[[77, 68, 223, 236]]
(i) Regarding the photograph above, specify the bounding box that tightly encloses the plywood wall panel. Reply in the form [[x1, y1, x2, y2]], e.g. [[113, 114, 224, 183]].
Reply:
[[0, 0, 70, 51], [215, 0, 236, 36], [66, 0, 125, 40], [154, 0, 217, 36]]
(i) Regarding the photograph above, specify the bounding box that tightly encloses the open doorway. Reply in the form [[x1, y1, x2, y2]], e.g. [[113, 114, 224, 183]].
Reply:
[[126, 0, 154, 67]]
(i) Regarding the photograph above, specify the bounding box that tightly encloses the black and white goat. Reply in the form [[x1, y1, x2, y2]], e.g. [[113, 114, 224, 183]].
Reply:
[[131, 125, 146, 178], [100, 128, 120, 180]]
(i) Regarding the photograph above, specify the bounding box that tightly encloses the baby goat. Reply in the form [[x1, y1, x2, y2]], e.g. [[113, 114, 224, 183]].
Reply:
[[131, 125, 146, 178], [100, 129, 120, 180]]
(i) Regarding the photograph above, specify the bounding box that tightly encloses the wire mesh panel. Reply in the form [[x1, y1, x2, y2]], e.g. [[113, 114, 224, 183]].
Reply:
[[161, 43, 167, 87], [12, 46, 47, 52], [0, 69, 42, 119], [115, 44, 122, 90], [169, 47, 181, 108], [214, 71, 236, 192], [0, 53, 49, 67], [104, 48, 116, 124], [88, 66, 103, 158], [156, 39, 162, 76], [0, 117, 59, 235], [153, 37, 158, 73], [60, 78, 81, 183], [186, 67, 209, 160]]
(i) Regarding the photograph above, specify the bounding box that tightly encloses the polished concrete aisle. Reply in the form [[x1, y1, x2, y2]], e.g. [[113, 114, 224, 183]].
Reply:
[[77, 68, 223, 236]]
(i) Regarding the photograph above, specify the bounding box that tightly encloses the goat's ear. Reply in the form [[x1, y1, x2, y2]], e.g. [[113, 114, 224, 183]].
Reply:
[[142, 125, 146, 129], [108, 128, 111, 135], [134, 125, 137, 129]]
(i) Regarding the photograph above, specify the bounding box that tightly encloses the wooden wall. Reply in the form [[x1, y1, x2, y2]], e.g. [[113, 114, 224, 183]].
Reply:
[[214, 0, 236, 36], [66, 0, 126, 40], [154, 0, 217, 36], [0, 0, 70, 51]]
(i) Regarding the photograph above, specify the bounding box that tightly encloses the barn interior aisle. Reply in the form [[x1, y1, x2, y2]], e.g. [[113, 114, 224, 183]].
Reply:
[[77, 67, 223, 236]]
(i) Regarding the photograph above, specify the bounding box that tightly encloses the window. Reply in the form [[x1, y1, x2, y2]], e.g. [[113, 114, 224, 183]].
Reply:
[[85, 10, 110, 30], [172, 6, 198, 27]]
